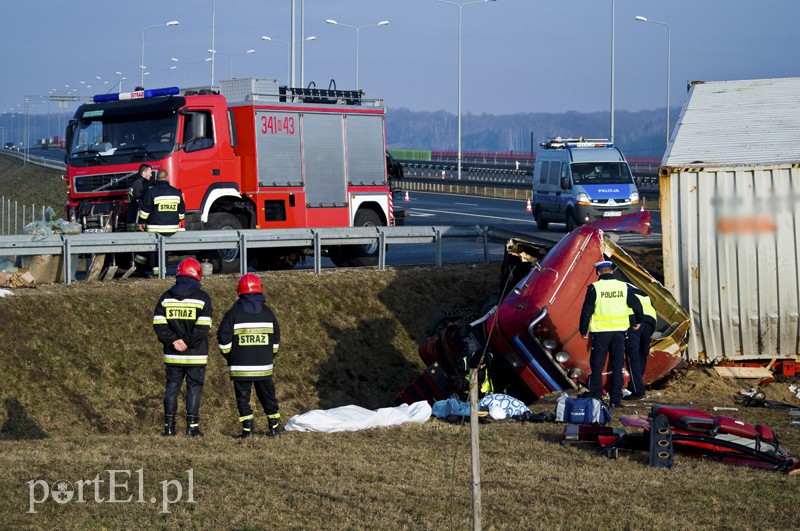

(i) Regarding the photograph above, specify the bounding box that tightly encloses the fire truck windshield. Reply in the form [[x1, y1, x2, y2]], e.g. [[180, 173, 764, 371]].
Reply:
[[570, 162, 633, 185], [67, 112, 178, 167]]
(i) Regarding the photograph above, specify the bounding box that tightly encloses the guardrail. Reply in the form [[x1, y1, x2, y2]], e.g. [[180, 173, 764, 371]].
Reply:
[[396, 159, 660, 195], [2, 148, 66, 171], [0, 225, 549, 284]]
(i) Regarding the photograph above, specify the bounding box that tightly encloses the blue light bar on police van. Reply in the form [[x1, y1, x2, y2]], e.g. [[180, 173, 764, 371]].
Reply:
[[541, 137, 614, 149], [93, 86, 180, 103]]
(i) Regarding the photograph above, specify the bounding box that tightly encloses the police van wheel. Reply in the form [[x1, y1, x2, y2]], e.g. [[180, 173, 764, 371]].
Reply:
[[565, 210, 577, 232], [204, 212, 243, 274], [534, 207, 549, 231]]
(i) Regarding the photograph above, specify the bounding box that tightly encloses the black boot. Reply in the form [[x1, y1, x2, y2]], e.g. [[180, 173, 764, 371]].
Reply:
[[162, 414, 176, 437], [267, 416, 284, 437], [238, 418, 254, 439], [186, 415, 204, 437]]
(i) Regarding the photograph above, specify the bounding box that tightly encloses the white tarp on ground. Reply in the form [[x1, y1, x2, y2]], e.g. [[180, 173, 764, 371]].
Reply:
[[285, 401, 432, 433]]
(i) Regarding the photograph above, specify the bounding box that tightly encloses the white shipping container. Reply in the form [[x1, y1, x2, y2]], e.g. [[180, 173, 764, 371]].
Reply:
[[660, 164, 800, 361], [662, 78, 800, 361]]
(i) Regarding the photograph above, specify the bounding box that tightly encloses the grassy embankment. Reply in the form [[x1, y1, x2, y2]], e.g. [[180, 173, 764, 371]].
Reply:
[[0, 154, 797, 529], [0, 154, 66, 222]]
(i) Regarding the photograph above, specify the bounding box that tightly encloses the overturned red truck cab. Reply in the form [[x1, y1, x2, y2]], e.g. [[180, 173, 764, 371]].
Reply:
[[398, 212, 690, 405]]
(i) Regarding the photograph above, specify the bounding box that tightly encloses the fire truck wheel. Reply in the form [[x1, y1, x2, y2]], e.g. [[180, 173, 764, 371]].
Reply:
[[329, 209, 383, 267], [204, 212, 243, 274], [534, 206, 549, 231]]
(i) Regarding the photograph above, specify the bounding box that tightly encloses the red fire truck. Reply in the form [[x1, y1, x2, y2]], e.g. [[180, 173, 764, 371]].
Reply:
[[63, 78, 401, 272]]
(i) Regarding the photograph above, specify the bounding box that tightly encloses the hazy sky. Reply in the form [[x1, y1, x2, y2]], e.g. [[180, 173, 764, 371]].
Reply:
[[2, 0, 798, 116]]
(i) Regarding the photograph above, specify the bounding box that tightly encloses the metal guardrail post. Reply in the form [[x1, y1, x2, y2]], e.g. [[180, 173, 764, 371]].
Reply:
[[435, 228, 442, 268], [63, 237, 72, 285], [482, 228, 489, 263], [158, 236, 166, 279], [378, 230, 386, 270], [239, 232, 248, 275], [313, 232, 321, 275]]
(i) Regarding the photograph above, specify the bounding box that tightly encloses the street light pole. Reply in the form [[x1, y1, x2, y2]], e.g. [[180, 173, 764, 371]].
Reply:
[[435, 0, 496, 181], [300, 0, 306, 87], [635, 15, 671, 148], [261, 36, 290, 86], [610, 0, 615, 144], [325, 19, 389, 89], [114, 72, 127, 93], [210, 0, 216, 86], [141, 20, 179, 87], [302, 36, 316, 88], [291, 0, 297, 87]]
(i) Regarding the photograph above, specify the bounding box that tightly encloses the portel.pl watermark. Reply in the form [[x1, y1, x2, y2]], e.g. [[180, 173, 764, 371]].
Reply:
[[26, 469, 194, 514]]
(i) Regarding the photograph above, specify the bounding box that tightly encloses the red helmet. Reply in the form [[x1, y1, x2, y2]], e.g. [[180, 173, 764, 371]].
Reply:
[[176, 257, 202, 281], [238, 273, 263, 295]]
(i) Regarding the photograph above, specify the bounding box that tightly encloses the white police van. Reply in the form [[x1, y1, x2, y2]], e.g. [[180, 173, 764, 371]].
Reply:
[[532, 137, 640, 231]]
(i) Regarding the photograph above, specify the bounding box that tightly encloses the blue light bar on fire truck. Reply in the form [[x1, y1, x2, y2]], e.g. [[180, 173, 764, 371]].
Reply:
[[93, 86, 180, 103]]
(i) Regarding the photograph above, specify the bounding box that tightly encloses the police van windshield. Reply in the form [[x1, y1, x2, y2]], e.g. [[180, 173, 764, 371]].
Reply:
[[570, 162, 633, 185]]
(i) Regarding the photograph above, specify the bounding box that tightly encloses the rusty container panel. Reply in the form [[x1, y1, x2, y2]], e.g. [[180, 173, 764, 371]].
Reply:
[[660, 164, 800, 361]]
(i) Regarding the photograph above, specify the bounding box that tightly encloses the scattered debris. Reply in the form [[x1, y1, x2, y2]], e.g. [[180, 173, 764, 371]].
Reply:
[[0, 269, 36, 289], [734, 389, 797, 410], [23, 206, 81, 241], [713, 366, 773, 379]]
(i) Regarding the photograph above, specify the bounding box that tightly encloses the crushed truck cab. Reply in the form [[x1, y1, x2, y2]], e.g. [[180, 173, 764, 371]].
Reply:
[[398, 212, 690, 405]]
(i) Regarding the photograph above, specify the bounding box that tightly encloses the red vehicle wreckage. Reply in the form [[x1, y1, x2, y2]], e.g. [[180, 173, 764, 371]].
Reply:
[[397, 211, 800, 472], [397, 210, 690, 405]]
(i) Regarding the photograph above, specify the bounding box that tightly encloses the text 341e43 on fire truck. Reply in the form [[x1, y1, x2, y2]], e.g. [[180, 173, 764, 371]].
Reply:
[[63, 78, 404, 273]]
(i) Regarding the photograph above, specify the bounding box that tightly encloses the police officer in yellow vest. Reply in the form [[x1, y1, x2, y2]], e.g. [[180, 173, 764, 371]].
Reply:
[[579, 260, 643, 407], [623, 284, 657, 400]]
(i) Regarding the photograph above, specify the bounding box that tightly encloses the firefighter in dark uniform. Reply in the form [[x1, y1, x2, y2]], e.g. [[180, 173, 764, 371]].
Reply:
[[579, 260, 643, 407], [138, 169, 185, 276], [126, 163, 152, 272], [217, 273, 284, 438], [623, 284, 658, 400], [153, 257, 213, 437]]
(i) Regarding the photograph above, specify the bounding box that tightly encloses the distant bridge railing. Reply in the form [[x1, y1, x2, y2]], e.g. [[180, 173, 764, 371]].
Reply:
[[396, 159, 660, 196]]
